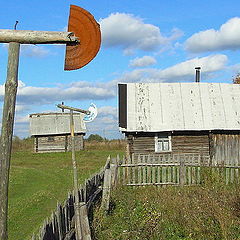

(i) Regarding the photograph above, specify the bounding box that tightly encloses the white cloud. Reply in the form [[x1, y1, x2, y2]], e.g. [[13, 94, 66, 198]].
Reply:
[[82, 105, 122, 139], [185, 17, 240, 53], [129, 56, 157, 68], [21, 44, 50, 57], [168, 28, 184, 41], [229, 63, 240, 74], [18, 80, 26, 88], [98, 106, 117, 119], [1, 44, 50, 58], [0, 53, 229, 139], [117, 54, 228, 83], [86, 111, 121, 139], [15, 104, 29, 112], [100, 13, 183, 54], [15, 115, 29, 123], [69, 81, 93, 88], [159, 54, 228, 79], [0, 54, 228, 108], [0, 81, 115, 106]]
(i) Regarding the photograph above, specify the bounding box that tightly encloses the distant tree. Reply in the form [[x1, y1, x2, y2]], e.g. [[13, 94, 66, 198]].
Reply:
[[233, 73, 240, 84], [12, 135, 21, 142], [87, 134, 105, 142]]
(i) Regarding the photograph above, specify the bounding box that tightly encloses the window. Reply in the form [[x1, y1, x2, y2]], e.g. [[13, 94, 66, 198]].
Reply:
[[155, 134, 172, 152], [47, 136, 55, 142]]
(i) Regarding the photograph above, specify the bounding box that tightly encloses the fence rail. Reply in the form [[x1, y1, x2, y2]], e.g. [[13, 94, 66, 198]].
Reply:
[[32, 155, 118, 240], [117, 154, 240, 186]]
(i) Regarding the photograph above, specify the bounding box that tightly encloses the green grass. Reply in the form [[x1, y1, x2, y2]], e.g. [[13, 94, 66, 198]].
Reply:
[[8, 149, 124, 240], [93, 182, 240, 240]]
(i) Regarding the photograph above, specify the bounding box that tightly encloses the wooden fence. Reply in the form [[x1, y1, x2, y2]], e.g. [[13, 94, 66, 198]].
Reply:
[[117, 154, 240, 186], [32, 156, 118, 240], [32, 153, 240, 239]]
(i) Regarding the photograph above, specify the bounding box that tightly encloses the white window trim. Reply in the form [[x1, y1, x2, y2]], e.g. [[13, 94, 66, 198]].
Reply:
[[154, 134, 172, 153]]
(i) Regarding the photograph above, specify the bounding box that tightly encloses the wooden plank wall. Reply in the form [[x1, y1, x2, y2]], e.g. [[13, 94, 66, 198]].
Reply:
[[34, 134, 84, 153], [127, 133, 210, 157], [172, 135, 209, 156], [212, 134, 240, 165], [211, 134, 240, 184]]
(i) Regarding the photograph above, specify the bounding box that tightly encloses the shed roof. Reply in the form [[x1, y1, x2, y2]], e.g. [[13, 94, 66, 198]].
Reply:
[[119, 82, 240, 132], [29, 112, 86, 136]]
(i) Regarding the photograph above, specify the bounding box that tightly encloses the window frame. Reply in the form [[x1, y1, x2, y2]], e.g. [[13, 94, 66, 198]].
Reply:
[[154, 134, 172, 153]]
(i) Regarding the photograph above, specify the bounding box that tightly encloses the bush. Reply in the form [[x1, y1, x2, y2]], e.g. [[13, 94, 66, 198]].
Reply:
[[85, 139, 126, 151], [87, 134, 105, 142], [12, 136, 33, 152], [93, 184, 240, 240]]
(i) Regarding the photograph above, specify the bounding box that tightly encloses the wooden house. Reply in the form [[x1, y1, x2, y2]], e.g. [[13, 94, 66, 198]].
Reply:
[[29, 112, 86, 153], [118, 82, 240, 163]]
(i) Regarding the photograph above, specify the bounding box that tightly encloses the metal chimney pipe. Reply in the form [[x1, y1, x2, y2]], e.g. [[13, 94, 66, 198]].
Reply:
[[195, 67, 201, 82]]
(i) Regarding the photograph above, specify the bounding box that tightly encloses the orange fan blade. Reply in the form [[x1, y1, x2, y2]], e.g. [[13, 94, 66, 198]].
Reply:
[[64, 5, 101, 71]]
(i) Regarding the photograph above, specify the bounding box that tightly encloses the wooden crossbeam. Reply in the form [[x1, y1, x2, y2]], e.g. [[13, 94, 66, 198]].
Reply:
[[57, 104, 90, 115], [0, 30, 79, 44]]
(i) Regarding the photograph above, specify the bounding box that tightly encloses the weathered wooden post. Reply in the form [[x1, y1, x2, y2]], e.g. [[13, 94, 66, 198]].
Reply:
[[101, 163, 112, 212], [57, 104, 90, 240], [179, 154, 186, 186], [0, 42, 20, 240], [0, 5, 101, 239], [110, 157, 118, 188]]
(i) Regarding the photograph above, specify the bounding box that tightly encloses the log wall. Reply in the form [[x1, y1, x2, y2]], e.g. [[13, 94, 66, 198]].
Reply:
[[34, 134, 84, 153], [127, 131, 240, 162], [172, 134, 209, 156], [126, 132, 210, 158]]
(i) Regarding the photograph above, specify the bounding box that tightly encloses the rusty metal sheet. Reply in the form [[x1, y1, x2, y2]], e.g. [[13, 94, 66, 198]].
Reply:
[[64, 5, 101, 70]]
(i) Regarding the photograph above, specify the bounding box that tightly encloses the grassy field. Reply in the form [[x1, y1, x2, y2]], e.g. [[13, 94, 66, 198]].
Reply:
[[10, 138, 240, 239], [93, 177, 240, 240], [8, 140, 124, 240]]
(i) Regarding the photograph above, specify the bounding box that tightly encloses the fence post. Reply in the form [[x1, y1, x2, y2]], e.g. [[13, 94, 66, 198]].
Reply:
[[79, 202, 91, 240], [101, 160, 112, 212], [179, 155, 185, 186], [111, 157, 118, 188], [104, 155, 111, 169]]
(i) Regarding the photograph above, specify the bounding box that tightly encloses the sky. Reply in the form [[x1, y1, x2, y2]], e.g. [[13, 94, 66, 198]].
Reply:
[[0, 0, 240, 139]]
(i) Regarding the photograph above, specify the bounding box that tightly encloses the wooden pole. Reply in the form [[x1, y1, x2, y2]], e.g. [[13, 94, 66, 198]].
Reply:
[[79, 203, 91, 240], [70, 110, 82, 240], [57, 104, 90, 115], [57, 104, 90, 239], [0, 42, 20, 240], [101, 164, 112, 212], [0, 30, 79, 44]]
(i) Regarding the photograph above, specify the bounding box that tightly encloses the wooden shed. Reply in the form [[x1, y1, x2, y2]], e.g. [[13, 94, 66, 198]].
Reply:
[[118, 82, 240, 163], [29, 112, 86, 153]]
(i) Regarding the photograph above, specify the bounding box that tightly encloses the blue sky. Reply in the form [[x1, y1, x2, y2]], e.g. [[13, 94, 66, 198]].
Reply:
[[0, 0, 240, 139]]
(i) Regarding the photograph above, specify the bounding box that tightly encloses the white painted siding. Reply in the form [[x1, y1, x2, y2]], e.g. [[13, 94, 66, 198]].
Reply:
[[123, 82, 240, 132]]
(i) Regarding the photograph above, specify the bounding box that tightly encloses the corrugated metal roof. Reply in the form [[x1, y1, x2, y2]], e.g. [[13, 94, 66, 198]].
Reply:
[[29, 113, 86, 136], [120, 82, 240, 132]]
